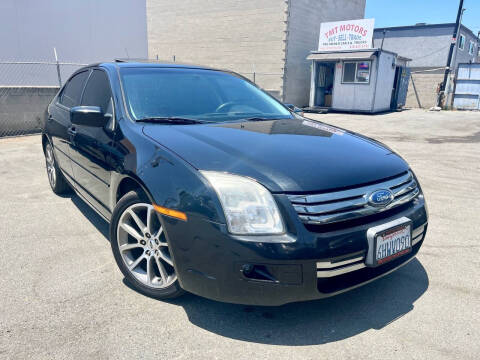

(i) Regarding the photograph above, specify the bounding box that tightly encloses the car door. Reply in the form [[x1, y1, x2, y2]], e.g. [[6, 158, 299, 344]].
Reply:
[[48, 70, 90, 180], [69, 68, 116, 216]]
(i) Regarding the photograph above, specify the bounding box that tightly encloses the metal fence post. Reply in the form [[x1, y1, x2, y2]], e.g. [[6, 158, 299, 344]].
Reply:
[[54, 48, 62, 87], [410, 74, 422, 109]]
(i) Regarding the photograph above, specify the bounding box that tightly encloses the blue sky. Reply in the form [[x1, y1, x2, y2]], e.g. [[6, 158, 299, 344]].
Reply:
[[365, 0, 479, 33]]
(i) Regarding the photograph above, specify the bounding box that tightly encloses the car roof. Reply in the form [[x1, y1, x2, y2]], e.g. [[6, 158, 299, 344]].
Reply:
[[67, 61, 249, 85], [69, 60, 250, 86], [84, 60, 225, 72]]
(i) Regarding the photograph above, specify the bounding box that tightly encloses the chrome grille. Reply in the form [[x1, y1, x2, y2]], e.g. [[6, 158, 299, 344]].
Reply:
[[287, 171, 420, 225], [315, 222, 426, 278]]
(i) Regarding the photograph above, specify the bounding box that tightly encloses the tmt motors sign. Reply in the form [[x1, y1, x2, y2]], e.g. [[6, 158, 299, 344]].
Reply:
[[318, 19, 375, 51]]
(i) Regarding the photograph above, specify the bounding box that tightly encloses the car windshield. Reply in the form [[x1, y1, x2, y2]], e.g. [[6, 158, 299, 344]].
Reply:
[[120, 67, 292, 122]]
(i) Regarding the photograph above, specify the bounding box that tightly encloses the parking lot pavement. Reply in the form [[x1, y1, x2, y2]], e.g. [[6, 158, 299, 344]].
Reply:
[[0, 109, 479, 359]]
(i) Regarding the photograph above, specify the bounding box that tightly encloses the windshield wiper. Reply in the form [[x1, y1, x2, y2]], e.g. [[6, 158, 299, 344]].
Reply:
[[241, 117, 276, 122], [136, 117, 209, 124]]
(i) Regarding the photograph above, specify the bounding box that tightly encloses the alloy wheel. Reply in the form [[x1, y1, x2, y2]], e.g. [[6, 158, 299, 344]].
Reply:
[[117, 203, 177, 288], [45, 144, 56, 188]]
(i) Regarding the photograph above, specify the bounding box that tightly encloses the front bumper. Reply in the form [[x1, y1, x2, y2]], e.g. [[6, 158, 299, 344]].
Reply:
[[163, 195, 428, 306]]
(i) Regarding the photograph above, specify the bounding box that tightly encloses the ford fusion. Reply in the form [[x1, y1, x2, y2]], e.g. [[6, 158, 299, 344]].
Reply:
[[42, 62, 428, 305]]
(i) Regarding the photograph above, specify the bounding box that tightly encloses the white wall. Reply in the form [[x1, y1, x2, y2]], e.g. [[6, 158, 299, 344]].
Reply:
[[332, 57, 377, 112], [330, 52, 396, 112], [373, 51, 396, 112], [0, 0, 147, 63]]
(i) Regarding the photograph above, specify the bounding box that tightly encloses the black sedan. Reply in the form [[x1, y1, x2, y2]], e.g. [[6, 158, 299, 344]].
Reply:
[[42, 62, 428, 306]]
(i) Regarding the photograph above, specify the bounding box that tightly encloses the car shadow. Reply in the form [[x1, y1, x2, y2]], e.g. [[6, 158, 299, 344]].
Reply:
[[70, 193, 110, 240], [69, 191, 429, 346], [160, 259, 428, 345], [137, 259, 427, 346]]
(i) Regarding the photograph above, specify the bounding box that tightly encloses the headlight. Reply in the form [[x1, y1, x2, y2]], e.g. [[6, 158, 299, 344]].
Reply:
[[201, 171, 284, 235]]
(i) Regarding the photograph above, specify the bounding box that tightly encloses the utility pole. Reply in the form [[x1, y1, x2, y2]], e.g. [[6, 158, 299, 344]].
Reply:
[[437, 0, 464, 107], [445, 8, 465, 108]]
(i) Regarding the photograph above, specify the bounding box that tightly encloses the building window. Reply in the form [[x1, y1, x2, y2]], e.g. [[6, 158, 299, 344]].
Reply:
[[469, 41, 475, 55], [458, 34, 465, 50], [343, 62, 356, 82], [342, 61, 371, 84]]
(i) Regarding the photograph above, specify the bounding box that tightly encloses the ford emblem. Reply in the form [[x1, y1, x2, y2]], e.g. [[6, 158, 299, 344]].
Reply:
[[368, 189, 394, 207]]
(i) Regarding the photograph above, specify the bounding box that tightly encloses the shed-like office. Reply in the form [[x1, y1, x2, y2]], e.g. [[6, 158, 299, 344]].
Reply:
[[307, 49, 411, 113]]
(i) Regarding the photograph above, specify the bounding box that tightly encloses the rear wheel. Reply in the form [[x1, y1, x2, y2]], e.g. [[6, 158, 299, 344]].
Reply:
[[44, 142, 70, 194], [110, 190, 184, 299]]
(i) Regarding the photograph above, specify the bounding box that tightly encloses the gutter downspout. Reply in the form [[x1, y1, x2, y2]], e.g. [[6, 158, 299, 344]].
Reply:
[[281, 0, 291, 103]]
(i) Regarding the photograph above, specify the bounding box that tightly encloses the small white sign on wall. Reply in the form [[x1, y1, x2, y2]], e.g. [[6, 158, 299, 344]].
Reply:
[[318, 18, 375, 52]]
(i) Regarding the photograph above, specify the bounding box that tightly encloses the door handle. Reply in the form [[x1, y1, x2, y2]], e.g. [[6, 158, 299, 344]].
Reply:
[[67, 127, 77, 136]]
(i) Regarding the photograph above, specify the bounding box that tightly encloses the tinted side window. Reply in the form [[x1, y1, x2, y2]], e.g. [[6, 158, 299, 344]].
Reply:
[[60, 71, 89, 108], [81, 69, 112, 113]]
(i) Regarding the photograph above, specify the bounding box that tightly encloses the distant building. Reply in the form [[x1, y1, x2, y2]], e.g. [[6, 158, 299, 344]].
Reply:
[[373, 23, 479, 108], [147, 0, 366, 106]]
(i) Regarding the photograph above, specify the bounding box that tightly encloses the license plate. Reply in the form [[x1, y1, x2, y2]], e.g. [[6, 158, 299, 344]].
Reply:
[[366, 217, 412, 267]]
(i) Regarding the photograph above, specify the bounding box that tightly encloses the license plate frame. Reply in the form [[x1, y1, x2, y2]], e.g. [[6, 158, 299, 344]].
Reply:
[[366, 217, 412, 267]]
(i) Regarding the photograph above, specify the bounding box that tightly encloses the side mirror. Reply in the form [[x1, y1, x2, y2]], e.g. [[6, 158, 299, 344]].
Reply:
[[70, 106, 108, 127], [284, 103, 304, 116]]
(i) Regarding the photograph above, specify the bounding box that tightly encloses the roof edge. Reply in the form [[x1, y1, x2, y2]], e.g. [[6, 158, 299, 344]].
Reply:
[[374, 23, 478, 39]]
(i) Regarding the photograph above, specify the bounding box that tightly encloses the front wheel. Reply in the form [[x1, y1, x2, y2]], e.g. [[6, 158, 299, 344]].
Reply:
[[110, 191, 184, 299]]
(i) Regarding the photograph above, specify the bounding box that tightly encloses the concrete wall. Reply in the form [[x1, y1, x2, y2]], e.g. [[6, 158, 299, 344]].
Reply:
[[407, 73, 444, 109], [283, 0, 366, 106], [147, 0, 288, 97], [0, 87, 58, 137]]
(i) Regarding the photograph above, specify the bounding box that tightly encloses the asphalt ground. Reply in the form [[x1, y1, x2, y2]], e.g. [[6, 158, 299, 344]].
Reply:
[[0, 109, 479, 359]]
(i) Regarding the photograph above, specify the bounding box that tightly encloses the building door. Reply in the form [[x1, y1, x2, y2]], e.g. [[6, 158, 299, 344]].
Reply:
[[391, 67, 410, 110], [314, 63, 335, 107], [390, 67, 402, 110], [396, 68, 411, 108]]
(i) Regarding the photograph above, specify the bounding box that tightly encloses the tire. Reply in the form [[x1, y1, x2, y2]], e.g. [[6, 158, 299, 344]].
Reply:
[[44, 142, 70, 195], [110, 190, 184, 300]]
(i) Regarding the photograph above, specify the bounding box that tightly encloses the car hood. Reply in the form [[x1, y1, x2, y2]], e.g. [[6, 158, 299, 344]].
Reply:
[[142, 118, 409, 193]]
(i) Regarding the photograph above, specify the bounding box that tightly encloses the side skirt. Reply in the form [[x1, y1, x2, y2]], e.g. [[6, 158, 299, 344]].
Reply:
[[61, 167, 112, 223]]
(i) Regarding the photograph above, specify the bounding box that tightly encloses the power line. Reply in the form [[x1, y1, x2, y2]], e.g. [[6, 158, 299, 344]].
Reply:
[[409, 44, 451, 61]]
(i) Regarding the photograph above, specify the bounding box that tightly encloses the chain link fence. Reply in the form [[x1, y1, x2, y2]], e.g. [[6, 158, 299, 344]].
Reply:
[[0, 58, 283, 138], [0, 59, 86, 137]]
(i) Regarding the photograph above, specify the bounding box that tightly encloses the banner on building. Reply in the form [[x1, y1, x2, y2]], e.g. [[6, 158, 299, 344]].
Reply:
[[318, 19, 375, 52]]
